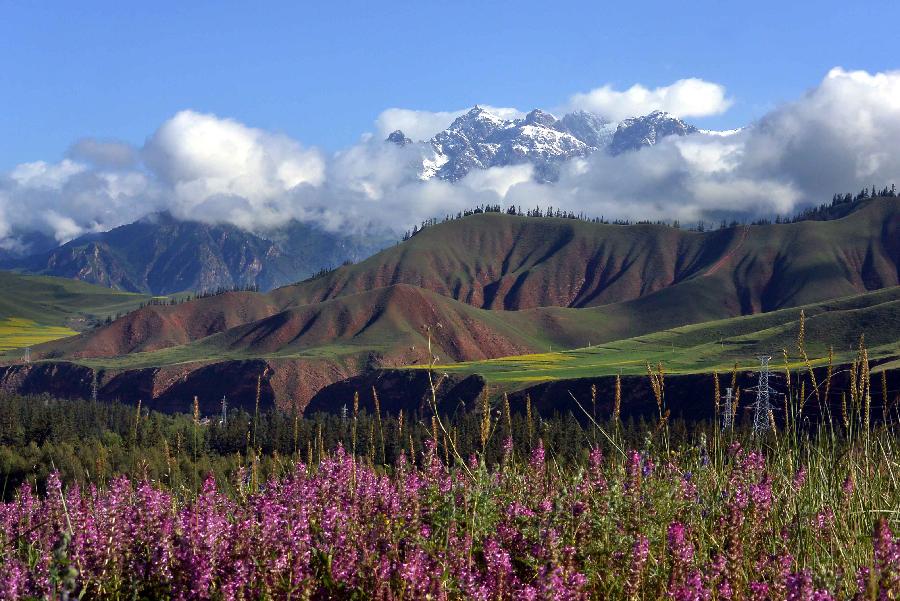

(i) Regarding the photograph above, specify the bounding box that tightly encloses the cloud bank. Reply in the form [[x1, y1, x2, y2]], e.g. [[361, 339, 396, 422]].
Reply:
[[1, 69, 899, 250], [375, 105, 524, 142], [567, 78, 733, 121]]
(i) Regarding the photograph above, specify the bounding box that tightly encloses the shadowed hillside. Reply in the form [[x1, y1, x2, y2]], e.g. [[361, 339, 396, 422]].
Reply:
[[6, 213, 392, 294]]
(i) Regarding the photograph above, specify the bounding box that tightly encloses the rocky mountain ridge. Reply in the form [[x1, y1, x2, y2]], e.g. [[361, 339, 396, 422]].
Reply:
[[388, 106, 703, 181], [3, 213, 393, 295]]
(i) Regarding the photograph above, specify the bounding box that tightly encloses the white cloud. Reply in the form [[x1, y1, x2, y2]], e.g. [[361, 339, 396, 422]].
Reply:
[[43, 211, 89, 243], [0, 193, 11, 241], [0, 163, 162, 243], [676, 136, 744, 174], [10, 159, 87, 189], [460, 164, 534, 197], [568, 78, 733, 121], [144, 110, 325, 214], [738, 67, 900, 200], [375, 105, 524, 141], [328, 137, 424, 200], [2, 68, 900, 251], [376, 109, 464, 142]]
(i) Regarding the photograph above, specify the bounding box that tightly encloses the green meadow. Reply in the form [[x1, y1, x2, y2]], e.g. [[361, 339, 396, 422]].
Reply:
[[0, 271, 150, 351], [433, 286, 900, 385]]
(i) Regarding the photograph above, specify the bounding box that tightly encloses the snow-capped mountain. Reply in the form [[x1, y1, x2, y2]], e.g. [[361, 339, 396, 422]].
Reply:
[[556, 111, 617, 149], [425, 107, 593, 181], [608, 110, 698, 155], [387, 106, 701, 182]]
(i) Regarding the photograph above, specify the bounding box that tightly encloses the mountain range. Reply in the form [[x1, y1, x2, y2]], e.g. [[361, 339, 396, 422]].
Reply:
[[3, 196, 897, 414], [2, 106, 718, 295], [1, 213, 393, 295], [389, 106, 703, 182]]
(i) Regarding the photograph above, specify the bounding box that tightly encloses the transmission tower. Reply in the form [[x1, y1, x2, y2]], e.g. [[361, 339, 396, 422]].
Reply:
[[91, 370, 99, 402], [752, 355, 775, 435], [23, 347, 31, 364], [722, 387, 734, 430], [221, 395, 228, 426]]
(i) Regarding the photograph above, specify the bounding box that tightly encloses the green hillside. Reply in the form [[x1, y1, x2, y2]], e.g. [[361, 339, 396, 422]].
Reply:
[[0, 271, 151, 351], [4, 198, 899, 409], [434, 286, 900, 386], [273, 197, 900, 314], [25, 196, 900, 369]]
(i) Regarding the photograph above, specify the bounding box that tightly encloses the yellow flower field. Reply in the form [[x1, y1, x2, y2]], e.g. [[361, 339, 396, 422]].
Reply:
[[0, 317, 77, 352]]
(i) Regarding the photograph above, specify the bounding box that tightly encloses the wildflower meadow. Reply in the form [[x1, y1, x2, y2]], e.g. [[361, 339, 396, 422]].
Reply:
[[2, 418, 900, 599], [1, 329, 899, 599]]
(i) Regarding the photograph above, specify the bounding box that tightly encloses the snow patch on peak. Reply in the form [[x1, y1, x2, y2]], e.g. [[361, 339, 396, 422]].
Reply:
[[609, 112, 698, 155], [524, 109, 558, 127], [415, 106, 700, 183]]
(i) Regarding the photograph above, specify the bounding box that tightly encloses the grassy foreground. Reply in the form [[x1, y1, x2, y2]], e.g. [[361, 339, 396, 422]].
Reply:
[[2, 351, 900, 601], [1, 428, 899, 599]]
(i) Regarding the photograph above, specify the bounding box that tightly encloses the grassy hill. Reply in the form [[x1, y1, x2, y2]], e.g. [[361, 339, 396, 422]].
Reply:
[[21, 276, 783, 372], [436, 286, 900, 386], [0, 271, 151, 352], [28, 196, 900, 361], [3, 197, 899, 410], [272, 196, 900, 313], [14, 282, 900, 410]]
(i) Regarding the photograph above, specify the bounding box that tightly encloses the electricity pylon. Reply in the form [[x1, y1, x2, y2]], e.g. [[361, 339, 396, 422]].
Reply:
[[752, 356, 775, 435], [722, 387, 734, 430]]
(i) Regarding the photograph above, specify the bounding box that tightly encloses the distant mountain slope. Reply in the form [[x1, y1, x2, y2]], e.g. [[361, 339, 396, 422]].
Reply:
[[6, 213, 393, 295], [425, 107, 595, 181], [0, 271, 150, 351], [51, 196, 896, 363], [608, 110, 698, 154], [272, 197, 900, 313], [0, 271, 149, 326]]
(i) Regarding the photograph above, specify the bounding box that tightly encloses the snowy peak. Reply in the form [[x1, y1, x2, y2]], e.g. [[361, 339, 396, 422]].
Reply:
[[524, 109, 558, 127], [428, 106, 589, 182], [609, 111, 698, 155], [555, 111, 616, 149], [444, 105, 510, 139], [412, 106, 699, 182]]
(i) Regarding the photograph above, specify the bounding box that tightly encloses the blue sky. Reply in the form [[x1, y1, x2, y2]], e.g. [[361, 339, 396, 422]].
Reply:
[[0, 1, 897, 171]]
